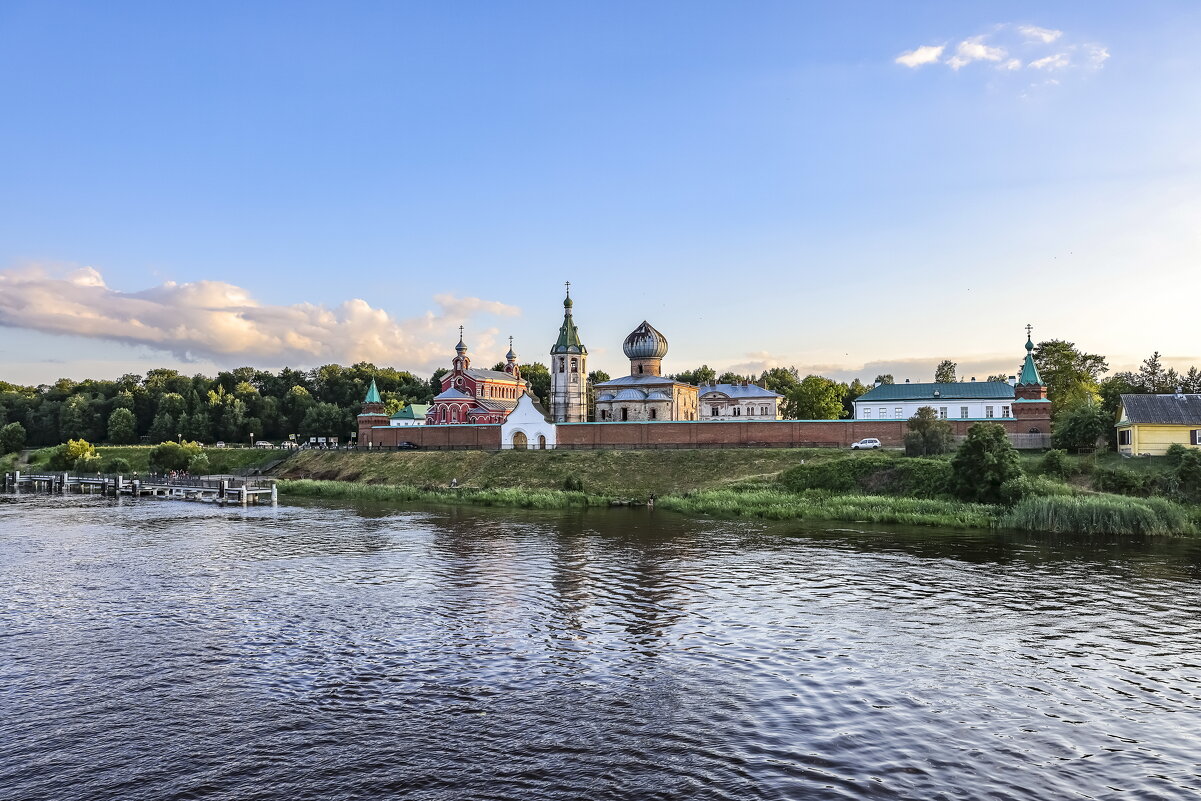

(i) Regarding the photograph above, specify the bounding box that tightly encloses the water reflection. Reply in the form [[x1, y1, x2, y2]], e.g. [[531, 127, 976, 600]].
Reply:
[[1, 493, 1200, 801]]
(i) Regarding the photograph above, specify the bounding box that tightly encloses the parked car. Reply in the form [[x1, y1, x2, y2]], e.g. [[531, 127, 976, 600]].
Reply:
[[213, 441, 226, 448], [254, 441, 274, 449], [851, 438, 882, 450], [397, 442, 420, 450]]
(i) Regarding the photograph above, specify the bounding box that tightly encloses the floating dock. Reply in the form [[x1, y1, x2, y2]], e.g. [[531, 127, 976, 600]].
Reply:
[[3, 471, 277, 504]]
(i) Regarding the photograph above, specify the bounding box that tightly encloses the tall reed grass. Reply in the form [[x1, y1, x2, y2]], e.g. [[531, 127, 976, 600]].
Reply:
[[656, 489, 996, 528], [1000, 495, 1196, 536]]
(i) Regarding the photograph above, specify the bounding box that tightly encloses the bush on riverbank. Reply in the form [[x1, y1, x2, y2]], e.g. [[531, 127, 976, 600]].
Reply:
[[779, 455, 950, 498], [1001, 495, 1196, 537]]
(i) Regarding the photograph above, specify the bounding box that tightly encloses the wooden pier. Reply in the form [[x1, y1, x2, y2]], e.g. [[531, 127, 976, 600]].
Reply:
[[3, 471, 277, 504]]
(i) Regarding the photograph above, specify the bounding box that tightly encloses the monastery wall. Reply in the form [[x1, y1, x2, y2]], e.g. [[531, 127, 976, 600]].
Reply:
[[362, 418, 1044, 450]]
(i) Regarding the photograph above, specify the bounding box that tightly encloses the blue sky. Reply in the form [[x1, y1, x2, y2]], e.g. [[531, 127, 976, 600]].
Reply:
[[1, 1, 1199, 385]]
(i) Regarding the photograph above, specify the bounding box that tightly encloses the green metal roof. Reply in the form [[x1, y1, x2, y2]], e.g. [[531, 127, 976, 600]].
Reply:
[[364, 378, 382, 404], [390, 404, 431, 420], [855, 381, 1015, 402], [551, 292, 587, 354], [1017, 335, 1043, 385]]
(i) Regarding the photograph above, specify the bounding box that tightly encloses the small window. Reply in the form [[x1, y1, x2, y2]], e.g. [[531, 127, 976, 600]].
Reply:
[[939, 407, 948, 419], [570, 358, 578, 373], [1118, 429, 1131, 446], [863, 408, 872, 419], [621, 407, 629, 422], [733, 407, 740, 417], [1002, 406, 1011, 418], [895, 407, 902, 419], [558, 357, 565, 373], [711, 406, 720, 417], [1191, 429, 1201, 446], [960, 407, 969, 419], [879, 407, 887, 419], [986, 406, 994, 418], [650, 409, 657, 420]]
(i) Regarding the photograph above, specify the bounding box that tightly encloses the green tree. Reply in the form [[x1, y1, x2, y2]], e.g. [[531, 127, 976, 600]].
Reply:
[[986, 373, 1009, 383], [950, 423, 1022, 504], [521, 363, 552, 406], [158, 392, 187, 418], [148, 410, 177, 444], [184, 409, 213, 442], [842, 378, 870, 419], [58, 394, 92, 442], [106, 408, 138, 444], [934, 360, 957, 383], [1136, 351, 1180, 394], [874, 374, 895, 385], [429, 368, 449, 398], [148, 441, 204, 472], [716, 371, 744, 385], [1032, 340, 1109, 409], [47, 438, 98, 471], [0, 422, 25, 454], [1051, 399, 1110, 451], [672, 365, 717, 385], [588, 369, 611, 385], [300, 402, 350, 439], [905, 406, 955, 456], [787, 375, 846, 420], [759, 367, 801, 397]]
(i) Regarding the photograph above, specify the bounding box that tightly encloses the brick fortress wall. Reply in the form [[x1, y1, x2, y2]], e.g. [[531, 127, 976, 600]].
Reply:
[[361, 418, 1045, 450]]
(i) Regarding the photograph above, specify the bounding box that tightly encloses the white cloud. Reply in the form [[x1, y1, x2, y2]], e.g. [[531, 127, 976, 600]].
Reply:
[[1085, 44, 1110, 68], [1029, 53, 1071, 70], [896, 24, 1108, 90], [1019, 25, 1062, 44], [0, 265, 521, 370], [946, 35, 1006, 70], [896, 44, 944, 68]]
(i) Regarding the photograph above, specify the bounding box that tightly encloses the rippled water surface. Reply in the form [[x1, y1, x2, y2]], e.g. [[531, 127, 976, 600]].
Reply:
[[2, 493, 1201, 800]]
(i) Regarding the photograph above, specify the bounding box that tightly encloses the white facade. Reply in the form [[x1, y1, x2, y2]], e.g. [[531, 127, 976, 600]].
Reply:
[[501, 394, 557, 450], [855, 399, 1014, 421], [698, 383, 783, 421], [852, 381, 1017, 422]]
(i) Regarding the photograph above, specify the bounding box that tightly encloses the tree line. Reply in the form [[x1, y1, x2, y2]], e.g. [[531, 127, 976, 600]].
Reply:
[[0, 340, 1195, 452]]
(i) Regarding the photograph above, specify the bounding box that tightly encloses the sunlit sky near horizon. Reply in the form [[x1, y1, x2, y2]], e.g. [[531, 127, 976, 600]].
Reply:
[[2, 1, 1199, 386]]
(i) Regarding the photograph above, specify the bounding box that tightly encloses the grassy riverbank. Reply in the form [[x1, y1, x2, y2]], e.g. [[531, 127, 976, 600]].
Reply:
[[276, 448, 848, 496], [273, 447, 1201, 536], [277, 478, 612, 509]]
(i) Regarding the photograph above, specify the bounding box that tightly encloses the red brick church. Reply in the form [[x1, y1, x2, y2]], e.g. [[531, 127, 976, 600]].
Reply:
[[425, 329, 529, 424]]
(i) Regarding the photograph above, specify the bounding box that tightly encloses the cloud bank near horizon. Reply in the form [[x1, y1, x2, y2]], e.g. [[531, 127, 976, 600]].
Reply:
[[0, 265, 520, 371]]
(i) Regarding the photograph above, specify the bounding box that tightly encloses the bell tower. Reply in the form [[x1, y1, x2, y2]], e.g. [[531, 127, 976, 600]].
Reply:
[[1013, 324, 1053, 434], [550, 283, 588, 423]]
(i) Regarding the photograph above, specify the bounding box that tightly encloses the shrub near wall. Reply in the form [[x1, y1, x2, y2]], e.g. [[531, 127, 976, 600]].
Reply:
[[779, 455, 952, 498]]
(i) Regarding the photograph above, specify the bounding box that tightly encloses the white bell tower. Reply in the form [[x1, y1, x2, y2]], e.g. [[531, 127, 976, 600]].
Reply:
[[550, 282, 588, 423]]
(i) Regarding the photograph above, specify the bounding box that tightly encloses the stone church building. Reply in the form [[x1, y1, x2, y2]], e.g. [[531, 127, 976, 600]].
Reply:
[[593, 321, 698, 422]]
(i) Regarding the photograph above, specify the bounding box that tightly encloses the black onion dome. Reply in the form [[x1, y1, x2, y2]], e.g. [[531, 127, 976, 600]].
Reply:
[[623, 321, 669, 359]]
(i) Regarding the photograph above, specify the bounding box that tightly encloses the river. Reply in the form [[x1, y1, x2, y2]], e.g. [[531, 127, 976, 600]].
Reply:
[[1, 493, 1199, 800]]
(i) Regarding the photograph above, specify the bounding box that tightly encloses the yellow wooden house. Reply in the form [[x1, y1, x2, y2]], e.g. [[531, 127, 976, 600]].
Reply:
[[1116, 393, 1201, 456]]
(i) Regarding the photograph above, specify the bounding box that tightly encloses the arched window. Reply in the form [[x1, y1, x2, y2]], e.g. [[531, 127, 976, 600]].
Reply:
[[650, 409, 657, 420], [559, 357, 566, 373], [570, 358, 578, 372], [538, 435, 546, 450]]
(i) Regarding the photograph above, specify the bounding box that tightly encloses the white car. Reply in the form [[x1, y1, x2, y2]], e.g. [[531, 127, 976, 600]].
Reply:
[[851, 438, 882, 450]]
